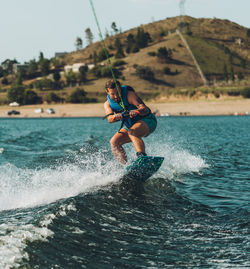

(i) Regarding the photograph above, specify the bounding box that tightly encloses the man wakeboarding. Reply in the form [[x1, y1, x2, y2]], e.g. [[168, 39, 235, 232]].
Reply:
[[104, 79, 157, 164]]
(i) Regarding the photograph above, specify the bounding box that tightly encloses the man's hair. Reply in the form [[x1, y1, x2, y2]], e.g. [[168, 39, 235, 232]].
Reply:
[[105, 79, 121, 90]]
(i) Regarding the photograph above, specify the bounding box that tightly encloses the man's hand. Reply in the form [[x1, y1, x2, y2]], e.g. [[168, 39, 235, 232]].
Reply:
[[129, 110, 140, 118], [112, 113, 123, 121]]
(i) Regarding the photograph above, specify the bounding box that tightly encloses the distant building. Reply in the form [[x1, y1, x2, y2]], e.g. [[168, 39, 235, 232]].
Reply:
[[64, 63, 95, 73], [234, 38, 243, 46], [87, 64, 95, 70], [64, 63, 85, 73], [55, 52, 67, 58], [13, 63, 29, 74]]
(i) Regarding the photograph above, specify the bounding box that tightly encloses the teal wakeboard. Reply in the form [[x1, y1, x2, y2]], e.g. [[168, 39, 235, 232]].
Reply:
[[122, 156, 164, 182]]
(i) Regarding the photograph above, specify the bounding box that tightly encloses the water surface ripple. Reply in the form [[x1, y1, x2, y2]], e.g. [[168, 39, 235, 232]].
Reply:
[[0, 116, 249, 268]]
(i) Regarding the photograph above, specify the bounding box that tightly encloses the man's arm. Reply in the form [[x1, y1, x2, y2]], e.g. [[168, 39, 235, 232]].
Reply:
[[127, 91, 150, 117], [104, 101, 122, 123]]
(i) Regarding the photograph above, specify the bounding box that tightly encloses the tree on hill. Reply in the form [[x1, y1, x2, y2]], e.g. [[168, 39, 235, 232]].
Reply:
[[2, 76, 9, 85], [157, 47, 173, 63], [240, 58, 246, 69], [247, 28, 250, 38], [114, 38, 125, 59], [7, 85, 25, 104], [65, 70, 77, 86], [34, 78, 54, 91], [39, 59, 50, 76], [75, 37, 83, 50], [93, 51, 98, 65], [8, 85, 41, 105], [53, 71, 61, 89], [238, 72, 244, 80], [85, 28, 94, 46], [45, 92, 62, 103], [223, 63, 229, 81], [241, 87, 250, 98], [78, 65, 88, 84], [111, 22, 118, 35], [53, 71, 61, 82], [135, 65, 155, 82], [51, 57, 63, 69], [0, 66, 4, 78], [39, 52, 44, 64], [135, 28, 151, 49], [90, 65, 121, 79], [23, 90, 42, 104], [126, 33, 136, 53], [67, 88, 87, 103], [27, 59, 38, 78], [16, 72, 23, 86], [230, 66, 235, 81], [1, 59, 18, 74], [97, 50, 107, 62]]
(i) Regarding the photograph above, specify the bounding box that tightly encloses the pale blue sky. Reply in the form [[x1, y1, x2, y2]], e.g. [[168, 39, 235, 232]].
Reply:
[[1, 0, 249, 64]]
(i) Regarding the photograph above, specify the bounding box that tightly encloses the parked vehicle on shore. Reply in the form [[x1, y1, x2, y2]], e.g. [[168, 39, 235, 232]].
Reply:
[[7, 110, 20, 115], [46, 108, 55, 114]]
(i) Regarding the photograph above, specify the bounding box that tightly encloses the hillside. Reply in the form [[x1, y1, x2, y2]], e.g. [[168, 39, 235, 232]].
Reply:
[[61, 16, 250, 97], [1, 16, 250, 104]]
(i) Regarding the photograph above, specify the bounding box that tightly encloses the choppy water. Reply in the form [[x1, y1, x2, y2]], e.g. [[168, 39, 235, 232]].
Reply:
[[0, 116, 249, 268]]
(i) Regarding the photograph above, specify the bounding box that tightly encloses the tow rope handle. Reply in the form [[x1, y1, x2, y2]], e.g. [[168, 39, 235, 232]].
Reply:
[[102, 110, 130, 120]]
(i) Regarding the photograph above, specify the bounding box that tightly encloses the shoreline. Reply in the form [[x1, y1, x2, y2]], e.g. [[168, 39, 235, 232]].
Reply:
[[0, 99, 250, 118]]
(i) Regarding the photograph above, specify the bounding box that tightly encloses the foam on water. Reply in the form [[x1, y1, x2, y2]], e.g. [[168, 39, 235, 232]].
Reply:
[[146, 142, 208, 180], [0, 137, 208, 212], [0, 203, 76, 268], [0, 159, 120, 212], [0, 140, 208, 268]]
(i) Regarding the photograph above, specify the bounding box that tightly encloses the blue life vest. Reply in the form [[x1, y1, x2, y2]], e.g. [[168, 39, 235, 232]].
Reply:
[[107, 85, 140, 129]]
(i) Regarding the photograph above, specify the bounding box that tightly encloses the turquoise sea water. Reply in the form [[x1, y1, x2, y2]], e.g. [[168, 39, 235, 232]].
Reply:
[[0, 116, 249, 268]]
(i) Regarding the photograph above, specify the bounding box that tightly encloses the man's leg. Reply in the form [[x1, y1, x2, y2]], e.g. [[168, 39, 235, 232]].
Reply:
[[127, 121, 150, 155], [110, 129, 131, 164]]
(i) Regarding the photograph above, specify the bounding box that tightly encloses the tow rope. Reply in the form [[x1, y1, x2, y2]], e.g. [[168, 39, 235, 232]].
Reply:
[[89, 0, 126, 111]]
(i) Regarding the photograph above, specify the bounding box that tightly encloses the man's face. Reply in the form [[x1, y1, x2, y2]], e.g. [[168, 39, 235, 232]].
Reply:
[[106, 88, 120, 103]]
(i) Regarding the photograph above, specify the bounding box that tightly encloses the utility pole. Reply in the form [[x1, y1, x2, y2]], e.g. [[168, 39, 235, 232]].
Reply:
[[179, 0, 186, 17]]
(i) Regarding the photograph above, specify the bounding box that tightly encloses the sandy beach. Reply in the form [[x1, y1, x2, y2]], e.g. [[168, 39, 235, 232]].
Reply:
[[0, 99, 250, 118]]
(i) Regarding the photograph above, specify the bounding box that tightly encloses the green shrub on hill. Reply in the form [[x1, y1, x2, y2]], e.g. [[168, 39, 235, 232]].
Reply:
[[113, 60, 126, 67], [125, 33, 136, 53], [34, 78, 56, 91], [45, 92, 63, 103], [67, 88, 87, 103], [90, 66, 121, 79], [0, 66, 4, 78], [7, 85, 42, 105], [247, 29, 250, 38], [241, 87, 250, 98], [7, 85, 25, 104], [157, 47, 173, 63], [227, 89, 240, 96], [148, 52, 156, 57], [114, 38, 125, 59], [65, 71, 77, 87], [23, 90, 42, 104], [163, 67, 171, 74], [2, 77, 8, 85], [135, 65, 154, 82]]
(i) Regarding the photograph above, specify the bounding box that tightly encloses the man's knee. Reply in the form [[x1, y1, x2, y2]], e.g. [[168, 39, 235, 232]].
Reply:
[[110, 137, 116, 147], [110, 136, 121, 148]]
